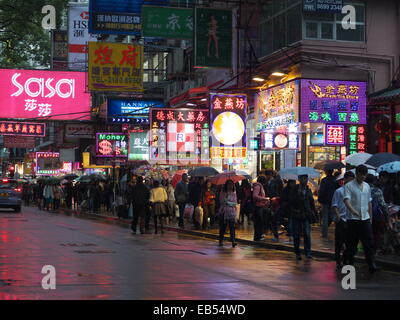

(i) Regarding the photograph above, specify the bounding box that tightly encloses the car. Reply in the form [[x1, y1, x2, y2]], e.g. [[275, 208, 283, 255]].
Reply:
[[0, 178, 22, 212]]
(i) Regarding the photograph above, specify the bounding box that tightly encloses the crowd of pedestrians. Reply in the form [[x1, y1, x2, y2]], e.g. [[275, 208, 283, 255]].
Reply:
[[20, 165, 400, 274]]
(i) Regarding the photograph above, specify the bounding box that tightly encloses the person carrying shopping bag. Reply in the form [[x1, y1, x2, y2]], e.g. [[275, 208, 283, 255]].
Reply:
[[218, 180, 238, 248]]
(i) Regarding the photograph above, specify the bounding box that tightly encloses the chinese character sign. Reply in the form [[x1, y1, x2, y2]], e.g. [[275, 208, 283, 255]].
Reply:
[[0, 121, 45, 137], [142, 6, 193, 39], [88, 42, 143, 92], [150, 108, 210, 165], [0, 69, 90, 120], [300, 79, 367, 124], [347, 125, 367, 154], [195, 8, 232, 68], [36, 152, 61, 176], [326, 125, 345, 145], [255, 80, 300, 131], [262, 132, 298, 149], [129, 131, 149, 161], [96, 133, 128, 157], [210, 93, 247, 159]]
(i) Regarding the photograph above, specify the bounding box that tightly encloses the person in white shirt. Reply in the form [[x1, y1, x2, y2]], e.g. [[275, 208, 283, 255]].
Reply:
[[332, 171, 354, 271], [344, 165, 380, 274]]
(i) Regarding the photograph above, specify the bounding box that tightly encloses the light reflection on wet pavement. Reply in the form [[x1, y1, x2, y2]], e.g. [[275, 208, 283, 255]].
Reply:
[[0, 206, 399, 300]]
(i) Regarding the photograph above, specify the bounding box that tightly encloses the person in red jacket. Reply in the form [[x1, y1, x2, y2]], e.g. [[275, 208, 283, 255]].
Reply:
[[252, 175, 270, 241]]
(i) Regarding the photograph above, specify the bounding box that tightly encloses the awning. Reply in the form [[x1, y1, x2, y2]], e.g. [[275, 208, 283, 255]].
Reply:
[[369, 87, 400, 103], [169, 86, 209, 107]]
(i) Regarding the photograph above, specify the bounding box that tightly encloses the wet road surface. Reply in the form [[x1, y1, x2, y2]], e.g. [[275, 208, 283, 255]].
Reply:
[[0, 206, 399, 300]]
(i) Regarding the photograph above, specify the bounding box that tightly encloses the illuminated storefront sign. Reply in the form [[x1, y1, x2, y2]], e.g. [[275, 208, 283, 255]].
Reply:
[[129, 130, 149, 161], [36, 152, 61, 175], [107, 99, 165, 124], [0, 69, 90, 120], [347, 125, 367, 154], [310, 132, 325, 146], [255, 80, 299, 131], [210, 93, 247, 159], [300, 79, 367, 124], [326, 124, 345, 145], [262, 132, 299, 150], [96, 133, 128, 157], [0, 121, 45, 137], [150, 108, 210, 165]]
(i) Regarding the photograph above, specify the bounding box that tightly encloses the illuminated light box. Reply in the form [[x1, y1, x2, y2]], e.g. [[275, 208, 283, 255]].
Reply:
[[347, 124, 367, 154], [326, 124, 345, 145], [0, 121, 45, 137], [96, 133, 128, 157]]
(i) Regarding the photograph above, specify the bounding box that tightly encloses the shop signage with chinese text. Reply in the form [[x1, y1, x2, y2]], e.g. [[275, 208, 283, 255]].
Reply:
[[3, 136, 36, 149], [210, 93, 247, 159], [36, 152, 61, 176], [96, 133, 128, 158], [142, 6, 193, 39], [52, 30, 68, 70], [0, 69, 91, 120], [65, 124, 94, 139], [347, 125, 367, 154], [262, 132, 299, 150], [326, 124, 345, 145], [150, 108, 210, 165], [129, 130, 149, 161], [300, 79, 367, 124], [0, 121, 45, 137], [255, 80, 300, 131]]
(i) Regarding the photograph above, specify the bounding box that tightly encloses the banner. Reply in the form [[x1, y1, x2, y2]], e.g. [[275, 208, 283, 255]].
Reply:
[[142, 6, 193, 39], [88, 42, 143, 92], [89, 0, 169, 35], [194, 8, 232, 68], [209, 93, 247, 159], [150, 108, 210, 165], [68, 4, 97, 71], [51, 30, 68, 70], [129, 130, 149, 160], [300, 79, 367, 124], [0, 69, 91, 120], [0, 121, 45, 137]]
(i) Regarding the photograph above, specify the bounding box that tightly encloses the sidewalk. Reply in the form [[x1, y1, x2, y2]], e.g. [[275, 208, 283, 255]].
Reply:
[[58, 207, 400, 272]]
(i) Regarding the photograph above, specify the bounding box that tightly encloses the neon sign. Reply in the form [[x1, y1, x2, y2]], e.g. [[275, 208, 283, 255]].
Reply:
[[347, 125, 367, 154], [326, 125, 345, 145], [0, 121, 45, 137], [96, 133, 128, 157]]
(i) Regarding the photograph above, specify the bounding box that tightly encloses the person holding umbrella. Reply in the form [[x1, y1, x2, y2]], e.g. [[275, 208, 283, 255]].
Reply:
[[217, 179, 238, 248]]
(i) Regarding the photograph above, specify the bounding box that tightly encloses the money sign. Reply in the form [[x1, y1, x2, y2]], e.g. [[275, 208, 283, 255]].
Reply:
[[99, 140, 112, 155]]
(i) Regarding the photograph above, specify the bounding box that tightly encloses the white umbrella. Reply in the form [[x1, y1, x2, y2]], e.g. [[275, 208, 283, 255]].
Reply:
[[279, 167, 320, 180], [345, 152, 372, 166], [377, 161, 400, 173]]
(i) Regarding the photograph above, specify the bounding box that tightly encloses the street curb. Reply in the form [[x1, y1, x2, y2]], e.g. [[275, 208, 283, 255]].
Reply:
[[58, 208, 400, 273]]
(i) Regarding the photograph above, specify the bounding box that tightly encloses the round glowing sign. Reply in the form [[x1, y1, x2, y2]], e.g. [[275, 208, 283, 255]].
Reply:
[[274, 134, 288, 148], [212, 112, 245, 145]]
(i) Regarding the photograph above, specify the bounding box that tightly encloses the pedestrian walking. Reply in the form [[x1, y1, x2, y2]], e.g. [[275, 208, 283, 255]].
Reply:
[[331, 171, 355, 271], [43, 182, 54, 211], [130, 176, 150, 235], [217, 180, 238, 248], [201, 179, 216, 229], [366, 174, 388, 255], [318, 169, 339, 239], [238, 179, 252, 225], [174, 173, 189, 228], [150, 180, 168, 234], [163, 179, 175, 224], [344, 165, 380, 274], [252, 175, 270, 241], [189, 177, 204, 229]]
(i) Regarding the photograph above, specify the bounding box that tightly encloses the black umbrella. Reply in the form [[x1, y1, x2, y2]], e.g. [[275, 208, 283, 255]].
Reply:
[[314, 160, 345, 170], [365, 153, 400, 168], [188, 166, 219, 177], [62, 174, 78, 180]]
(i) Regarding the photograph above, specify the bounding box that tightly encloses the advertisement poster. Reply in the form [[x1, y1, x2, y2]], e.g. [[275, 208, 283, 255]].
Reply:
[[129, 130, 149, 161], [68, 4, 97, 71], [107, 99, 165, 124], [88, 42, 143, 92], [300, 79, 367, 124], [209, 93, 247, 159], [150, 108, 210, 165], [194, 8, 232, 68], [96, 133, 128, 157], [51, 30, 68, 70], [255, 80, 300, 131], [142, 6, 193, 39], [89, 0, 169, 35], [36, 152, 62, 175], [0, 69, 91, 120]]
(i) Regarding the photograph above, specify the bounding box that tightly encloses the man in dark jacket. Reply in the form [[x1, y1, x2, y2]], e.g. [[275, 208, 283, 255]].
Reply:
[[292, 175, 317, 260], [174, 173, 189, 227], [130, 176, 150, 234], [318, 169, 339, 238]]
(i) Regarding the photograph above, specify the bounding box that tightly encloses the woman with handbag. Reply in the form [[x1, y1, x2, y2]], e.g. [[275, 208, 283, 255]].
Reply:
[[218, 179, 238, 248], [150, 180, 168, 234]]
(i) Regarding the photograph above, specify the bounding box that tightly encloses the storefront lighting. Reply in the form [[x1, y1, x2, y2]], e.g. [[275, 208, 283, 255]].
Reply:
[[271, 71, 286, 77], [252, 76, 265, 82], [186, 103, 196, 106], [200, 98, 207, 102]]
